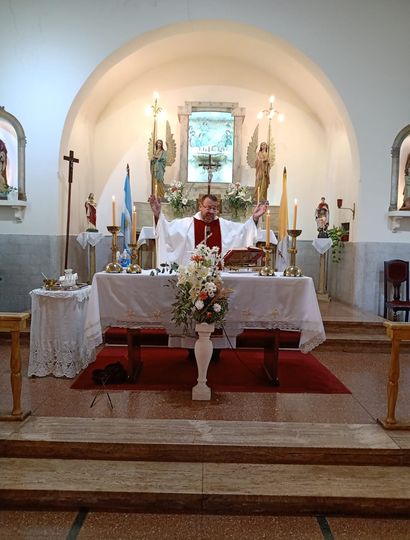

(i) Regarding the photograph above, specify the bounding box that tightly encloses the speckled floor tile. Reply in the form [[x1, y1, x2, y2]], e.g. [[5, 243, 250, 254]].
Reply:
[[79, 513, 323, 540], [328, 516, 410, 539], [0, 510, 76, 540]]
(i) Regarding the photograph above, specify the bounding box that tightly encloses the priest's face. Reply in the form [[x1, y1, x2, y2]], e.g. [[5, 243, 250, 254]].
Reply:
[[199, 197, 218, 222]]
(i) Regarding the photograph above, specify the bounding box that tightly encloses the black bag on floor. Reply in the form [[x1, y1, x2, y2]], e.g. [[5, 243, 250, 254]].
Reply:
[[92, 361, 128, 385]]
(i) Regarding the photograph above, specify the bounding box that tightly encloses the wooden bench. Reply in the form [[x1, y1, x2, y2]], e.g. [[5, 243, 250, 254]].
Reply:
[[125, 327, 299, 385], [0, 312, 31, 420]]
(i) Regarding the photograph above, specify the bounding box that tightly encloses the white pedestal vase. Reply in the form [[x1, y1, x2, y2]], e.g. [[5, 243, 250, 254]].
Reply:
[[192, 322, 214, 401]]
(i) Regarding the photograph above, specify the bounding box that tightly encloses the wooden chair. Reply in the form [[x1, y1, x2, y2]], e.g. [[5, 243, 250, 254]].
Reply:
[[384, 259, 410, 321]]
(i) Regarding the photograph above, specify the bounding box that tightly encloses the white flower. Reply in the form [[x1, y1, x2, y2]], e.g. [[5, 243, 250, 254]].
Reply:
[[182, 198, 188, 205], [195, 299, 204, 310], [213, 303, 221, 312]]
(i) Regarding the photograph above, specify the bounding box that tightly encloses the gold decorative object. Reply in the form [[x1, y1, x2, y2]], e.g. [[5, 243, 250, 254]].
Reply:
[[126, 243, 142, 274], [105, 225, 122, 273], [43, 278, 60, 290], [283, 229, 303, 277], [259, 245, 275, 276]]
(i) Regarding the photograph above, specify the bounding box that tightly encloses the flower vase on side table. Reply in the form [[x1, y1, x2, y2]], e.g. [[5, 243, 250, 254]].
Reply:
[[192, 322, 214, 401]]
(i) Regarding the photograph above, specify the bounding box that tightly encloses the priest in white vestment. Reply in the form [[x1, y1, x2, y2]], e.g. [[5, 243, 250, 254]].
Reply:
[[149, 193, 268, 266]]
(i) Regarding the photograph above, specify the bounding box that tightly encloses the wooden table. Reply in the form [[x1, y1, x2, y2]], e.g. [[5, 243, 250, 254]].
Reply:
[[0, 312, 31, 421], [378, 321, 410, 429]]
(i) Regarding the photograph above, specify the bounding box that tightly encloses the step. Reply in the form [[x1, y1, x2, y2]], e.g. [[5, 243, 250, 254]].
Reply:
[[1, 457, 410, 516], [1, 417, 409, 466]]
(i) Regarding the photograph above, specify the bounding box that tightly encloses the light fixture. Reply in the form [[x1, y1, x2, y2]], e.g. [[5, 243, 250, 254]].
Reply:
[[337, 198, 356, 220], [257, 94, 285, 124]]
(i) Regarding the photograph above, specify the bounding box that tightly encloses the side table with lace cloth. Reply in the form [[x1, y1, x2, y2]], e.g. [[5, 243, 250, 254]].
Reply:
[[312, 237, 333, 302], [28, 286, 92, 378]]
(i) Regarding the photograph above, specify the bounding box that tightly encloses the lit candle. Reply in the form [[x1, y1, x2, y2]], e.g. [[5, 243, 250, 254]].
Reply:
[[293, 198, 298, 229], [257, 187, 260, 206], [132, 205, 136, 243], [266, 210, 270, 246], [112, 196, 116, 226]]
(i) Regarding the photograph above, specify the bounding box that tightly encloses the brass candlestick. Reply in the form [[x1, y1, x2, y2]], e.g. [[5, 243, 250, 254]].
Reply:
[[105, 225, 122, 273], [259, 245, 275, 276], [126, 243, 142, 274], [283, 229, 303, 277]]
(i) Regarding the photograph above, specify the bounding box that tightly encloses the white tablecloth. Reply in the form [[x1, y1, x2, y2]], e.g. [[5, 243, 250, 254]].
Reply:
[[84, 271, 325, 360], [29, 286, 92, 378]]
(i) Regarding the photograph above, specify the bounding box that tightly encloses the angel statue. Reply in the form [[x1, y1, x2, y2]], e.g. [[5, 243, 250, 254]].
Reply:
[[246, 125, 275, 202], [147, 120, 176, 199]]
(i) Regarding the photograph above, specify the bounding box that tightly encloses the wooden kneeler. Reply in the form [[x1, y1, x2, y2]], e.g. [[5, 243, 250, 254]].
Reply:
[[127, 328, 168, 383], [236, 328, 280, 386]]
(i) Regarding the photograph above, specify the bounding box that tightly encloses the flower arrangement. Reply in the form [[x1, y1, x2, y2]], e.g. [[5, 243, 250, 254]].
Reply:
[[171, 244, 230, 332], [0, 184, 18, 197], [165, 181, 195, 217], [327, 225, 347, 263], [223, 182, 253, 218]]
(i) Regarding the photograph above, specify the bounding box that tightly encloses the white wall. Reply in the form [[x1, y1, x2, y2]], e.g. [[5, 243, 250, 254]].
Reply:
[[1, 0, 409, 243]]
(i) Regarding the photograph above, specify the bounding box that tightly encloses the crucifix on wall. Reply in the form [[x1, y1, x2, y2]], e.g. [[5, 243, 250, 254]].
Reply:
[[199, 153, 222, 194]]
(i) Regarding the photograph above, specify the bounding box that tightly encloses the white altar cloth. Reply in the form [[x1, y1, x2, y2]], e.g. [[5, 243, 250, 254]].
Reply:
[[29, 286, 92, 378], [84, 271, 325, 360]]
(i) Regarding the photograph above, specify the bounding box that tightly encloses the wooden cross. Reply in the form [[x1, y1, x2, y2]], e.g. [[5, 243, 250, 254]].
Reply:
[[63, 150, 79, 270], [200, 154, 221, 195]]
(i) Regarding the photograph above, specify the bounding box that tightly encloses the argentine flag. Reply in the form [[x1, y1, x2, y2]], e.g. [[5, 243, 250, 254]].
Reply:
[[121, 165, 133, 250]]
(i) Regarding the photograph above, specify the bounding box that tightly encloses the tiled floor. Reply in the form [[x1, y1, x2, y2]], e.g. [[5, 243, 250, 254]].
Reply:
[[1, 301, 410, 538]]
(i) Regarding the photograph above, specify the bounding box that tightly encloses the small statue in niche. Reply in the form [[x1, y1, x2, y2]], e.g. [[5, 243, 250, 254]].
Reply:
[[400, 153, 410, 210], [0, 139, 8, 194], [315, 197, 329, 237], [85, 192, 98, 231]]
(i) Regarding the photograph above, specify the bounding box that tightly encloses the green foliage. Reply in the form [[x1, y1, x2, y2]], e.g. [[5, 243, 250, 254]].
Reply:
[[327, 226, 347, 263]]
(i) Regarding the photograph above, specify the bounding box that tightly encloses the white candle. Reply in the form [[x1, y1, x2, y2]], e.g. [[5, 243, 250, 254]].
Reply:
[[266, 210, 270, 246], [154, 182, 158, 198], [132, 205, 136, 243], [293, 198, 298, 229], [112, 196, 116, 226], [257, 187, 260, 205]]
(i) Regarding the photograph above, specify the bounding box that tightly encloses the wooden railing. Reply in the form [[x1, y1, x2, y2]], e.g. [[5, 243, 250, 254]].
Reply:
[[0, 312, 31, 420]]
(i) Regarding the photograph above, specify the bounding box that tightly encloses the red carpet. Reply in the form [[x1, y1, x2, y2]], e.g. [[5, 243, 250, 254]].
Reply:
[[72, 346, 350, 394]]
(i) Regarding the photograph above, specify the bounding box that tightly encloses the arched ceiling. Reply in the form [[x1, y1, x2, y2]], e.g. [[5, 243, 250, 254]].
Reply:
[[67, 20, 351, 136]]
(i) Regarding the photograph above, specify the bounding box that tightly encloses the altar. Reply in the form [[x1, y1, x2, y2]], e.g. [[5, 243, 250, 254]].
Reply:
[[83, 271, 325, 398]]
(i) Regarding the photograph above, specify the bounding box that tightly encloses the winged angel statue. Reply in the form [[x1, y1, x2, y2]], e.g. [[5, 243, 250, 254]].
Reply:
[[246, 125, 275, 202], [148, 120, 176, 198]]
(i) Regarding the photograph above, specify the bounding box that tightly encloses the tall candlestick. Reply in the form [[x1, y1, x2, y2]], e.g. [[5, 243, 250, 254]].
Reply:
[[293, 198, 298, 229], [112, 196, 116, 226], [266, 210, 270, 246], [132, 205, 136, 243]]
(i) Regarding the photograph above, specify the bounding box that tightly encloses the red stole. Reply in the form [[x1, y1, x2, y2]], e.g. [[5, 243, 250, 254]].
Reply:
[[194, 218, 222, 253]]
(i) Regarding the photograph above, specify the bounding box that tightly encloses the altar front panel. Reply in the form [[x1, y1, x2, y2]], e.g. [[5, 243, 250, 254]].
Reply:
[[84, 272, 325, 359]]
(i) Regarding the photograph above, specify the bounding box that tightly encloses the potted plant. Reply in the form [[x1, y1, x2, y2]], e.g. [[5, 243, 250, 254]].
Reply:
[[0, 184, 18, 200]]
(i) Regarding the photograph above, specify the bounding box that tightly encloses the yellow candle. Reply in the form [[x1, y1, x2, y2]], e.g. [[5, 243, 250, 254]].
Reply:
[[154, 182, 158, 198], [266, 210, 270, 246], [257, 187, 260, 205], [112, 196, 116, 226], [293, 198, 298, 229], [132, 205, 136, 243]]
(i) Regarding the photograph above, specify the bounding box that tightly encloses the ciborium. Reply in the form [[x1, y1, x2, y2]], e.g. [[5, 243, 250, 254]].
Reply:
[[126, 243, 142, 274], [259, 245, 275, 276], [283, 229, 303, 277], [105, 225, 122, 273]]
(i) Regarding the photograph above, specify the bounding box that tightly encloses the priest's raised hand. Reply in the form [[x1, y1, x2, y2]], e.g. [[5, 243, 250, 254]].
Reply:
[[148, 194, 161, 220], [252, 201, 269, 225]]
